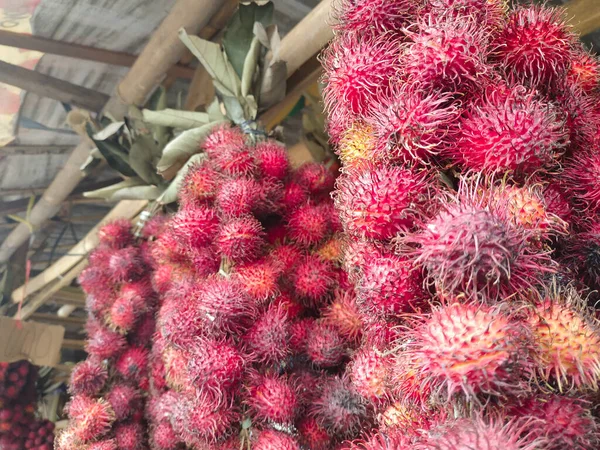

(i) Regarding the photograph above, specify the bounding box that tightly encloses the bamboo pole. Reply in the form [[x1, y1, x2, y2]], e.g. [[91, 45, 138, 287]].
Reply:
[[565, 0, 600, 36]]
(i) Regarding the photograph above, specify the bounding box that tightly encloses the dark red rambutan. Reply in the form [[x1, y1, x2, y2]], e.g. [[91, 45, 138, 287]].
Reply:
[[254, 178, 285, 216], [68, 396, 115, 442], [554, 83, 600, 150], [543, 182, 573, 224], [402, 14, 490, 92], [106, 384, 141, 420], [323, 290, 364, 344], [115, 346, 148, 381], [216, 177, 261, 217], [114, 422, 145, 450], [492, 5, 576, 88], [173, 394, 238, 444], [268, 244, 302, 275], [97, 218, 132, 249], [306, 320, 348, 368], [69, 359, 107, 396], [289, 318, 315, 354], [253, 430, 301, 450], [372, 83, 460, 164], [567, 48, 600, 94], [400, 301, 532, 401], [254, 140, 289, 180], [311, 376, 368, 439], [452, 84, 567, 174], [292, 255, 337, 307], [170, 206, 219, 250], [426, 0, 507, 32], [179, 159, 222, 208], [334, 162, 430, 241], [287, 203, 331, 248], [130, 312, 156, 347], [563, 150, 600, 216], [298, 417, 331, 450], [86, 326, 127, 359], [356, 250, 425, 318], [349, 347, 393, 403], [234, 258, 281, 304], [202, 124, 246, 156], [215, 216, 265, 263], [152, 421, 180, 450], [294, 162, 336, 197], [246, 372, 298, 425], [272, 292, 304, 320], [213, 145, 257, 177], [563, 222, 600, 288], [509, 394, 599, 449], [334, 0, 419, 34], [322, 32, 401, 129], [245, 302, 291, 364]]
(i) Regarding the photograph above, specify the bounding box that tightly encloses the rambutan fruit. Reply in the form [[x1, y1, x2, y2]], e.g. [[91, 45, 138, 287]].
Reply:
[[115, 346, 148, 382], [234, 258, 281, 304], [69, 359, 107, 396], [106, 384, 141, 420], [55, 429, 80, 450], [282, 180, 309, 212], [215, 216, 265, 263], [173, 394, 238, 444], [79, 266, 113, 300], [245, 302, 290, 364], [294, 162, 335, 197], [334, 0, 420, 34], [130, 311, 156, 347], [525, 287, 600, 391], [492, 5, 576, 88], [567, 48, 600, 94], [68, 396, 115, 442], [563, 150, 600, 215], [452, 84, 568, 174], [363, 317, 403, 351], [356, 250, 425, 318], [152, 421, 180, 450], [350, 429, 413, 450], [141, 213, 168, 240], [509, 394, 599, 449], [543, 182, 573, 224], [97, 218, 132, 249], [408, 183, 553, 300], [287, 202, 331, 248], [336, 122, 379, 168], [292, 255, 337, 307], [298, 416, 331, 450], [272, 292, 304, 320], [213, 145, 257, 177], [268, 244, 302, 275], [306, 320, 348, 368], [290, 318, 315, 354], [311, 375, 368, 438], [170, 205, 219, 250], [426, 0, 507, 32], [563, 222, 600, 288], [87, 439, 118, 450], [371, 83, 460, 164], [254, 140, 289, 180], [334, 162, 430, 241], [321, 33, 401, 129], [417, 416, 542, 450], [216, 177, 261, 217], [246, 372, 298, 425], [253, 430, 301, 450], [106, 246, 144, 283], [323, 290, 364, 344], [316, 234, 345, 264], [377, 401, 432, 434], [86, 326, 127, 359], [150, 229, 189, 267], [400, 302, 532, 401], [114, 422, 145, 450], [188, 245, 220, 278], [179, 159, 222, 208], [349, 347, 393, 403], [202, 124, 246, 157], [107, 293, 145, 333], [401, 14, 490, 92], [342, 239, 380, 283]]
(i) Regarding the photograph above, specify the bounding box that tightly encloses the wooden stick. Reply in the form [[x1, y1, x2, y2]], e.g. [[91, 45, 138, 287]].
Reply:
[[30, 313, 85, 326], [565, 0, 600, 36], [61, 338, 86, 350], [0, 60, 109, 112], [0, 30, 194, 79]]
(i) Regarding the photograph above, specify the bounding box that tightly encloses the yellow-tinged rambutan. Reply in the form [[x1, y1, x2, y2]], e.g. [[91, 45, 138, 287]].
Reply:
[[234, 258, 281, 304], [567, 48, 600, 93], [336, 122, 379, 167], [323, 290, 364, 344], [349, 346, 393, 403], [316, 234, 345, 264]]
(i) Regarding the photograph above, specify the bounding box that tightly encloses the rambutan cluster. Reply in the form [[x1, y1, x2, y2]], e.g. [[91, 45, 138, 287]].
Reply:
[[57, 219, 158, 449], [323, 0, 600, 448]]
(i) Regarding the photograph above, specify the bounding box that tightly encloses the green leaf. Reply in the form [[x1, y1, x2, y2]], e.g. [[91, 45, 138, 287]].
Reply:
[[86, 123, 137, 178], [142, 108, 211, 129], [179, 30, 241, 98], [241, 36, 261, 99], [80, 154, 102, 175], [223, 1, 274, 78], [83, 178, 146, 200], [222, 96, 247, 125], [111, 185, 162, 201], [129, 135, 162, 185], [158, 153, 207, 205], [157, 121, 226, 180], [256, 23, 286, 110], [146, 86, 167, 111]]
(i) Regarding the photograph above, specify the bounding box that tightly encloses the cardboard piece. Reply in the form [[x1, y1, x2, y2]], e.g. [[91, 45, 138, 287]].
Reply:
[[0, 317, 64, 367]]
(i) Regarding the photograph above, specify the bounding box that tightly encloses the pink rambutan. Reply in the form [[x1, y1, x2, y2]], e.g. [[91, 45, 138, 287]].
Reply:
[[563, 222, 600, 288], [215, 216, 265, 263], [254, 140, 289, 180], [141, 213, 168, 240], [350, 429, 413, 450], [323, 290, 364, 344], [268, 244, 302, 275], [316, 234, 345, 264], [321, 33, 401, 128], [68, 396, 115, 442], [115, 346, 148, 382], [401, 14, 490, 92], [452, 84, 568, 174], [334, 162, 430, 241], [86, 326, 127, 359], [246, 372, 298, 424], [371, 83, 460, 164], [567, 48, 600, 94], [334, 0, 419, 34], [87, 440, 118, 450], [173, 394, 238, 444], [188, 245, 220, 278], [216, 177, 261, 217], [213, 145, 257, 177], [79, 266, 114, 300], [106, 384, 141, 420], [106, 246, 144, 283], [97, 218, 132, 249], [245, 302, 291, 364], [234, 258, 281, 304], [152, 421, 180, 450], [287, 202, 331, 248], [563, 150, 600, 215], [342, 239, 381, 283], [282, 180, 309, 212], [150, 229, 189, 267], [114, 422, 145, 450], [509, 394, 599, 449], [311, 376, 368, 438], [179, 159, 222, 208], [349, 347, 393, 403], [69, 359, 107, 396], [130, 311, 156, 347], [298, 416, 331, 450], [426, 0, 507, 32], [107, 292, 145, 333], [400, 302, 533, 401], [306, 320, 348, 368], [492, 5, 576, 88], [253, 430, 301, 450], [294, 162, 336, 197], [203, 124, 246, 156], [289, 318, 315, 354], [170, 205, 219, 250], [292, 255, 337, 307], [272, 292, 304, 320]]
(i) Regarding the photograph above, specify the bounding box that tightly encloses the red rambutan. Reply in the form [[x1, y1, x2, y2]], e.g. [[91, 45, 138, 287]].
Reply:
[[115, 346, 148, 382], [349, 347, 393, 403], [254, 140, 289, 180], [114, 422, 145, 450], [268, 244, 302, 275], [563, 150, 600, 216], [107, 293, 145, 334], [202, 124, 246, 156], [253, 430, 301, 450], [179, 159, 222, 208], [334, 0, 420, 34], [282, 180, 309, 212], [306, 320, 348, 368], [294, 162, 335, 197], [216, 177, 261, 217], [323, 290, 364, 344], [213, 145, 257, 177], [563, 222, 600, 288], [316, 234, 345, 264], [87, 440, 118, 450], [292, 255, 337, 307], [272, 292, 304, 320], [215, 216, 265, 263], [106, 384, 141, 420], [567, 48, 600, 94], [97, 219, 132, 249], [173, 394, 238, 444], [543, 182, 573, 224], [86, 326, 127, 359], [170, 206, 219, 250], [69, 359, 107, 396], [287, 203, 331, 248], [234, 258, 281, 304], [289, 318, 315, 354], [106, 246, 144, 283], [152, 421, 180, 450], [298, 416, 331, 450], [79, 266, 114, 300], [245, 302, 291, 364], [68, 396, 115, 442], [189, 245, 220, 278], [246, 372, 298, 425], [350, 429, 413, 450], [130, 311, 156, 347], [426, 0, 507, 32]]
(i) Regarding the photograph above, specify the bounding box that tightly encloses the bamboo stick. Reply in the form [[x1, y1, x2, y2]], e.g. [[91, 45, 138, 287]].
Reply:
[[565, 0, 600, 36]]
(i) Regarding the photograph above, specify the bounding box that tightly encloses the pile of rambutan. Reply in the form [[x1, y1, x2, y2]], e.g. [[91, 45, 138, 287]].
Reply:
[[56, 218, 159, 450], [321, 0, 600, 448]]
